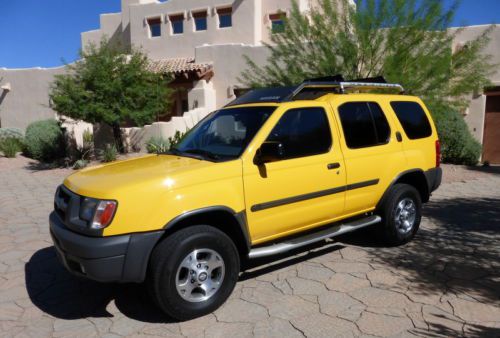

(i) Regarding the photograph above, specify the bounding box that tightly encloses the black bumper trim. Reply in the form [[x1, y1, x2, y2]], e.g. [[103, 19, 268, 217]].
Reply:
[[50, 211, 163, 283], [425, 167, 442, 193]]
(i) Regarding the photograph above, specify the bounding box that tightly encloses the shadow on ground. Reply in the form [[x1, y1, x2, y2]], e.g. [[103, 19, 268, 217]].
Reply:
[[25, 240, 343, 323], [340, 197, 500, 338]]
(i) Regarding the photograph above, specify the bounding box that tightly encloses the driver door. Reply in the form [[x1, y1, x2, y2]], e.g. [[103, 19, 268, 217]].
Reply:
[[242, 103, 346, 244]]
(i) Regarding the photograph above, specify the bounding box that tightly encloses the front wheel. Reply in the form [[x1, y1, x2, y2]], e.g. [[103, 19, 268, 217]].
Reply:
[[379, 183, 422, 246], [148, 225, 240, 321]]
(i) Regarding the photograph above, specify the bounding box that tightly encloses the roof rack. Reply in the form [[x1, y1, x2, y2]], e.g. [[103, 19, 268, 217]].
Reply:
[[286, 81, 405, 101], [225, 75, 405, 107]]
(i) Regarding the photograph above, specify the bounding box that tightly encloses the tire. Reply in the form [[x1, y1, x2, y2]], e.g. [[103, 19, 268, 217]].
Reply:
[[148, 225, 240, 321], [378, 183, 422, 246]]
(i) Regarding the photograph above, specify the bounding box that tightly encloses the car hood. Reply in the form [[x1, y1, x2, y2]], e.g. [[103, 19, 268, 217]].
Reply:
[[64, 154, 233, 199]]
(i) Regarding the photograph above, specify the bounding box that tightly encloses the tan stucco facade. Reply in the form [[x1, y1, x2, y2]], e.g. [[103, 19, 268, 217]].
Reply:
[[0, 0, 498, 151]]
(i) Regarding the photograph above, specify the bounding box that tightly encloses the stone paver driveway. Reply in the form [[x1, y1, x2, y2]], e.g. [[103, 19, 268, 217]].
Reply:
[[1, 157, 499, 337]]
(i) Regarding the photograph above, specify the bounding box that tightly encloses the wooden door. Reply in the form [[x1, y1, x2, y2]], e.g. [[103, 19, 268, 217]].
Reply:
[[483, 93, 500, 164]]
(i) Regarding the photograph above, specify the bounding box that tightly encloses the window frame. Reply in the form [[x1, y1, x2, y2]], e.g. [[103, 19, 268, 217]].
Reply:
[[263, 106, 333, 162], [337, 101, 392, 150], [390, 101, 433, 140], [169, 14, 184, 35], [192, 10, 208, 31], [269, 12, 286, 34], [146, 17, 162, 38], [217, 7, 232, 29]]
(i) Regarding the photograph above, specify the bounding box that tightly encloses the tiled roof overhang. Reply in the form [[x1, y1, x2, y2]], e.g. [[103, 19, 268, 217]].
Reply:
[[147, 57, 213, 80]]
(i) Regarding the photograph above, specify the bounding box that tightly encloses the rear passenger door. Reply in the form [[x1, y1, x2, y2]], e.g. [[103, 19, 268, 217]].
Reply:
[[330, 98, 407, 215]]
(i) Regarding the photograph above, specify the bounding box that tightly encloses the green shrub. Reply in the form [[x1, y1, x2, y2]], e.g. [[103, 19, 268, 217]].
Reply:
[[24, 119, 65, 162], [146, 136, 170, 154], [100, 144, 118, 163], [73, 159, 89, 169], [431, 108, 481, 165], [168, 130, 187, 149], [0, 127, 23, 142], [0, 137, 23, 158]]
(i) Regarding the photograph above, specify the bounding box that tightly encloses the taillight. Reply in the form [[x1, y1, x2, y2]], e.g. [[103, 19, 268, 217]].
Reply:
[[91, 201, 117, 229], [435, 140, 441, 167]]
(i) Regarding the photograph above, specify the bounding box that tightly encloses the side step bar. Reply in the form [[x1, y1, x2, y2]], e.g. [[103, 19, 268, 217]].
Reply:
[[248, 215, 381, 259]]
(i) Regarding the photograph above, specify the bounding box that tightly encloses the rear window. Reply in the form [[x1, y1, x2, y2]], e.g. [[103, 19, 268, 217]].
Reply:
[[338, 102, 391, 149], [390, 101, 432, 139]]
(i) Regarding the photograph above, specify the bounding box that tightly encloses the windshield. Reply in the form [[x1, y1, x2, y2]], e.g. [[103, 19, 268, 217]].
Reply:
[[173, 106, 276, 161]]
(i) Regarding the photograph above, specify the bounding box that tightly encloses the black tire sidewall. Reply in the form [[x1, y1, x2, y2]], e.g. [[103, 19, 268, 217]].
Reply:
[[153, 226, 239, 320], [383, 184, 422, 245]]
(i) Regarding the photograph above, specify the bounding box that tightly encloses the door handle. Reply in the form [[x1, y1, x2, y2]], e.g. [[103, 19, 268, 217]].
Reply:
[[327, 162, 341, 170], [396, 131, 403, 142]]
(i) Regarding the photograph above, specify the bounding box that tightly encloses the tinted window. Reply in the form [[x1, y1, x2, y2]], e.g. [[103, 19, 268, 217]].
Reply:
[[175, 106, 275, 160], [171, 19, 183, 34], [148, 18, 162, 37], [391, 101, 432, 139], [266, 108, 332, 160], [338, 102, 391, 149], [219, 13, 232, 28]]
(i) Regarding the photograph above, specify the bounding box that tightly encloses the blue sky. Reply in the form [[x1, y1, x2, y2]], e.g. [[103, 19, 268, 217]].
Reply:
[[0, 0, 499, 68]]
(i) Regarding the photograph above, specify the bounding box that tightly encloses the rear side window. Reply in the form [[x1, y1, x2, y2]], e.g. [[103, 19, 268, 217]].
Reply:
[[266, 107, 332, 160], [390, 101, 432, 139], [338, 102, 391, 149]]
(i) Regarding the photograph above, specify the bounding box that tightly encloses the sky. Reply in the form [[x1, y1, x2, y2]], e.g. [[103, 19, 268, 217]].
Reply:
[[0, 0, 499, 69]]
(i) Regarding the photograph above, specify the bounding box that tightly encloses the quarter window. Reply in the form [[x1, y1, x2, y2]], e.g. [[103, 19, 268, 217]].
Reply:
[[218, 7, 232, 28], [266, 108, 332, 160], [147, 17, 162, 37], [193, 11, 208, 31], [338, 102, 391, 149], [169, 14, 184, 34], [390, 101, 432, 139]]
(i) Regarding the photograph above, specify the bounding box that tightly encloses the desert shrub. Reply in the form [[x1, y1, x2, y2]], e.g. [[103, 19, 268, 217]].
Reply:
[[100, 144, 118, 163], [146, 136, 170, 154], [73, 159, 89, 169], [0, 137, 23, 158], [168, 130, 187, 148], [0, 127, 23, 142], [431, 108, 481, 165], [24, 119, 65, 162]]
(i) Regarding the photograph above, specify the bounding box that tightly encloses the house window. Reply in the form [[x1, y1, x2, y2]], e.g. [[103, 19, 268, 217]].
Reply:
[[269, 13, 286, 33], [147, 17, 162, 37], [169, 14, 184, 34], [218, 7, 232, 28], [193, 10, 208, 31]]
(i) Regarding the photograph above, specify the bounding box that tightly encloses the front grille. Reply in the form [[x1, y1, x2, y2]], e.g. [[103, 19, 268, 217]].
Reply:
[[53, 185, 102, 236]]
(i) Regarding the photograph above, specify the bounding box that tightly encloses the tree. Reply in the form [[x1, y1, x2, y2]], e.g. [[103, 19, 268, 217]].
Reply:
[[241, 0, 496, 113], [50, 38, 172, 152]]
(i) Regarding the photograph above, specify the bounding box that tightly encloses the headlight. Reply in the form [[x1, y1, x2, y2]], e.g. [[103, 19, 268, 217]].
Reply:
[[90, 200, 117, 230], [79, 198, 98, 222]]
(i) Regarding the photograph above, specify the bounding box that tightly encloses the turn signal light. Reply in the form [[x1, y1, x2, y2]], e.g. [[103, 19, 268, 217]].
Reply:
[[91, 201, 117, 229]]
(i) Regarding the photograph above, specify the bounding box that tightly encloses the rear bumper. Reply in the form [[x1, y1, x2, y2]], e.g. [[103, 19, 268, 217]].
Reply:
[[425, 167, 442, 193], [49, 211, 163, 283]]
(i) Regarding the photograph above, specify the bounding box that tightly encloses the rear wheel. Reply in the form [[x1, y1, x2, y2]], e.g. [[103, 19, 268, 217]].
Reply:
[[379, 183, 422, 246], [148, 225, 240, 321]]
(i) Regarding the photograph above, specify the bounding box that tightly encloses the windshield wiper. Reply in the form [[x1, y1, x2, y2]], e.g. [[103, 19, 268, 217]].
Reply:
[[183, 149, 222, 161], [167, 147, 204, 161]]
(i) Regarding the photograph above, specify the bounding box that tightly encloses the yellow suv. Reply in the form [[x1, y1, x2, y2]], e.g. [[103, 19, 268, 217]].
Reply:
[[50, 78, 442, 320]]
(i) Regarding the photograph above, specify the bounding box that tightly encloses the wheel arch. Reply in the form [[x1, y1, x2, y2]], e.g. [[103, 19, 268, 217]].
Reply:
[[378, 169, 430, 209], [160, 206, 251, 259]]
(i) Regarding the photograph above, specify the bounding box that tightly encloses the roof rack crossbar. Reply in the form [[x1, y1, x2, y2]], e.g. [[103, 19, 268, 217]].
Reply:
[[286, 81, 405, 101]]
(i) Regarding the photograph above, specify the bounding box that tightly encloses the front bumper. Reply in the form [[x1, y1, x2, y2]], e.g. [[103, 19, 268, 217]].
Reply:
[[49, 211, 163, 283]]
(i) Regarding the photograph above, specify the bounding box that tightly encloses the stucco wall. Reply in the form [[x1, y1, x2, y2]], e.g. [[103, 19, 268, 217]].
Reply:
[[0, 67, 65, 130], [451, 24, 500, 142]]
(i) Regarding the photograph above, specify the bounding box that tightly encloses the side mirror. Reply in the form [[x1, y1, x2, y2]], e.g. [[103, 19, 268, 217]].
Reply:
[[254, 141, 285, 165]]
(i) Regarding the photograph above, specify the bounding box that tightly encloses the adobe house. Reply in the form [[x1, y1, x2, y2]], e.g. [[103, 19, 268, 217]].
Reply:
[[0, 0, 499, 161]]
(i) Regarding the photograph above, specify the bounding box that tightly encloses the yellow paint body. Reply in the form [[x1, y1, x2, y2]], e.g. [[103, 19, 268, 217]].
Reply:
[[63, 94, 438, 244]]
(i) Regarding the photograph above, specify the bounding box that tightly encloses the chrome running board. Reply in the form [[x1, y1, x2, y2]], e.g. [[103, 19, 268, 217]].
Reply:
[[248, 215, 381, 259]]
